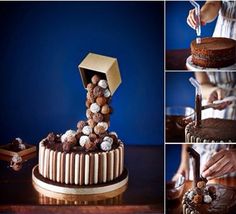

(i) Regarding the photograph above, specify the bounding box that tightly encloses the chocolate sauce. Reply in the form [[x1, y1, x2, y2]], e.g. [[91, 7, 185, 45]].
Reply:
[[195, 94, 202, 127], [187, 147, 200, 188], [166, 115, 193, 142]]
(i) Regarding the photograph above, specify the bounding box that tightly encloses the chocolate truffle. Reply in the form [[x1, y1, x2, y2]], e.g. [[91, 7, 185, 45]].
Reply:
[[84, 141, 97, 151], [93, 113, 104, 123], [98, 79, 108, 89], [90, 103, 100, 113], [91, 74, 100, 84], [193, 194, 202, 204], [94, 125, 106, 135], [87, 92, 95, 103], [77, 121, 86, 131], [197, 181, 206, 189], [63, 142, 72, 152], [86, 109, 93, 119], [87, 83, 95, 92], [87, 119, 96, 128], [93, 86, 104, 97], [101, 104, 110, 114], [89, 133, 97, 142], [96, 96, 107, 106], [86, 100, 92, 108], [47, 132, 55, 142]]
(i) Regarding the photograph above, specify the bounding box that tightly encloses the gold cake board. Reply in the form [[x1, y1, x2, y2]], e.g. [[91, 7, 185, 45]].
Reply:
[[32, 165, 128, 201], [186, 55, 236, 71]]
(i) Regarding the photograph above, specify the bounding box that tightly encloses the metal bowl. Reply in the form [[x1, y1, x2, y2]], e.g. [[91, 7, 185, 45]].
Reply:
[[166, 174, 185, 200]]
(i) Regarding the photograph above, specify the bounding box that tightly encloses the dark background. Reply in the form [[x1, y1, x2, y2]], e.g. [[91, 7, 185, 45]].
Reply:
[[166, 72, 195, 108], [166, 1, 217, 49], [0, 2, 164, 146], [165, 71, 194, 180], [166, 144, 181, 181]]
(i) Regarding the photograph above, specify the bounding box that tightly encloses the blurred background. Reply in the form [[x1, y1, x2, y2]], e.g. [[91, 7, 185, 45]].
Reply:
[[166, 72, 195, 108], [0, 1, 164, 146], [166, 144, 182, 181], [166, 1, 217, 50]]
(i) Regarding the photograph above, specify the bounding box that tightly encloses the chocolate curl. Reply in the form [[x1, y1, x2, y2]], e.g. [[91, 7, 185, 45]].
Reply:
[[187, 147, 200, 188]]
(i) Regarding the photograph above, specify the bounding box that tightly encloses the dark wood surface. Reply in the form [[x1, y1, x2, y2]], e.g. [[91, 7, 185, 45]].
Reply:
[[166, 49, 191, 70], [0, 146, 163, 214], [167, 178, 236, 214]]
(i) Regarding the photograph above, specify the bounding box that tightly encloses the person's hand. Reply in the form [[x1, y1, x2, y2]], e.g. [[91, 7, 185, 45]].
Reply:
[[207, 87, 231, 110], [172, 161, 189, 181], [202, 149, 236, 179], [187, 9, 206, 30]]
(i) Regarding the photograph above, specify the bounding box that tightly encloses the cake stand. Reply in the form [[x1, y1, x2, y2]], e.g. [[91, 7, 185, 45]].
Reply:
[[32, 165, 128, 201], [186, 56, 236, 71]]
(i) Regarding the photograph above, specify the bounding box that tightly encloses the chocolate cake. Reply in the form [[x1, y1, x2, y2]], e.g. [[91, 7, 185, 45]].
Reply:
[[185, 118, 236, 143], [38, 74, 125, 186], [191, 37, 236, 68], [182, 148, 236, 214], [182, 184, 236, 214]]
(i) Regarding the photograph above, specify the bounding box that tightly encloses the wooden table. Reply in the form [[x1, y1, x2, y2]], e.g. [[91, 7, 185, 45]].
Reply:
[[167, 178, 236, 214], [166, 49, 191, 70], [0, 146, 163, 214]]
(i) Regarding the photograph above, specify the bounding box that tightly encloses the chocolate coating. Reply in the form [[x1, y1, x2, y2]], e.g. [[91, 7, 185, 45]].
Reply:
[[191, 37, 236, 68], [186, 118, 236, 142]]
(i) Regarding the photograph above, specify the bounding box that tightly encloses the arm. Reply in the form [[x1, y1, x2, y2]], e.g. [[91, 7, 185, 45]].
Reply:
[[201, 1, 222, 23], [195, 72, 231, 110], [172, 144, 190, 181], [187, 1, 221, 29]]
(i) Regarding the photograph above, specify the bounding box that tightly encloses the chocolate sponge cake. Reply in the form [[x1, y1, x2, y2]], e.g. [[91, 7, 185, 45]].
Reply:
[[191, 37, 236, 68], [185, 118, 236, 143]]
